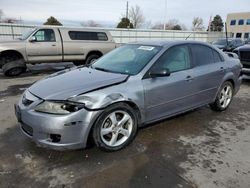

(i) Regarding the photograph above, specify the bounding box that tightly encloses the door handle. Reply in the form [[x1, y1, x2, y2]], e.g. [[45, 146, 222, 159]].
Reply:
[[185, 75, 193, 82], [52, 44, 56, 46]]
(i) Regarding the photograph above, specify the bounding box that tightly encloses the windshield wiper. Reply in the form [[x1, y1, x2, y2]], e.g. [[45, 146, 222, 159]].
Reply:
[[90, 65, 130, 75], [91, 66, 113, 73]]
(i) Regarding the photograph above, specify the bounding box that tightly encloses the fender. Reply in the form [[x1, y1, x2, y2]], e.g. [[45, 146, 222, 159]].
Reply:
[[212, 71, 236, 101]]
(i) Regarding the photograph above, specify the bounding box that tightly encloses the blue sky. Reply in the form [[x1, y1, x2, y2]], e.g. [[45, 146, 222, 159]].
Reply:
[[1, 0, 250, 29]]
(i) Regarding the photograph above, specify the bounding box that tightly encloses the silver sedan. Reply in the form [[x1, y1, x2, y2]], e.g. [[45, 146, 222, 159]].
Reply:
[[15, 41, 242, 151]]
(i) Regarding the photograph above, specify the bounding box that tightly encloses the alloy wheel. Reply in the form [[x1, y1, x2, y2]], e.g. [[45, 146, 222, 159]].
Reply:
[[219, 84, 233, 109], [100, 110, 133, 147]]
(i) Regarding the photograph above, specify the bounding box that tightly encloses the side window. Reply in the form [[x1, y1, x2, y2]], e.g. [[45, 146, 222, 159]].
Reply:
[[236, 33, 242, 38], [230, 20, 236, 25], [191, 44, 214, 66], [247, 19, 250, 25], [238, 19, 244, 25], [68, 31, 108, 41], [151, 45, 191, 73], [213, 50, 223, 63], [34, 29, 56, 42], [244, 33, 249, 39]]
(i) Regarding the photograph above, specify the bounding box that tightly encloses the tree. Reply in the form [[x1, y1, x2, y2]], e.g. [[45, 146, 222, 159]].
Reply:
[[81, 20, 101, 27], [151, 19, 184, 30], [144, 21, 152, 29], [210, 15, 224, 32], [192, 17, 205, 31], [172, 24, 182, 30], [44, 16, 62, 26], [129, 5, 145, 28], [2, 18, 18, 23], [117, 17, 134, 28], [180, 24, 187, 31], [0, 9, 4, 22], [151, 22, 164, 30]]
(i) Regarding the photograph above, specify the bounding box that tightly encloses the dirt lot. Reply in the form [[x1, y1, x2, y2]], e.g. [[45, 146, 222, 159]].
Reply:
[[0, 64, 250, 188]]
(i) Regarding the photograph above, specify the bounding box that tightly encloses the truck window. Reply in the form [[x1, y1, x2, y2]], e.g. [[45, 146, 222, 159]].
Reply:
[[68, 31, 108, 41], [33, 29, 56, 42]]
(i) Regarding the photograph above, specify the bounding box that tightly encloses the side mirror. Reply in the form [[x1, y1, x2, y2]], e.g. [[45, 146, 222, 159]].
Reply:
[[149, 68, 170, 78], [29, 36, 37, 42]]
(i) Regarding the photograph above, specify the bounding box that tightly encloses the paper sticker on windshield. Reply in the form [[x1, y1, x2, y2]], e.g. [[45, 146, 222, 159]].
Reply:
[[138, 46, 155, 51]]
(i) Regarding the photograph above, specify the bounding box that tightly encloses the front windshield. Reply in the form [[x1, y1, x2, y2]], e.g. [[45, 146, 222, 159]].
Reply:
[[92, 44, 161, 75], [213, 39, 232, 45], [20, 28, 36, 40]]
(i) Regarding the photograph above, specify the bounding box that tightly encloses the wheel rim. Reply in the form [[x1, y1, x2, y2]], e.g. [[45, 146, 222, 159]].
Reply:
[[9, 68, 22, 76], [90, 58, 97, 63], [100, 110, 133, 147], [219, 84, 233, 108]]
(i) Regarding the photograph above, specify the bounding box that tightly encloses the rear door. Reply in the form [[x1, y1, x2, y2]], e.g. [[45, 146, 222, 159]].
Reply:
[[142, 44, 196, 122], [26, 28, 62, 62], [190, 44, 225, 104]]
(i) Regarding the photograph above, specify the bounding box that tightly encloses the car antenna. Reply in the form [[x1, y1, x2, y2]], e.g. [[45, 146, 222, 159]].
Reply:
[[185, 33, 193, 40]]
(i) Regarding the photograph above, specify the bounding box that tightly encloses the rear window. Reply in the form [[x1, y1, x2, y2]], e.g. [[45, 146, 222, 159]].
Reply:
[[68, 31, 108, 41], [190, 44, 214, 66]]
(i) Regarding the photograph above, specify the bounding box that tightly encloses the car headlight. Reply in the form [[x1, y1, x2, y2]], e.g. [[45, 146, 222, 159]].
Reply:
[[35, 101, 85, 115]]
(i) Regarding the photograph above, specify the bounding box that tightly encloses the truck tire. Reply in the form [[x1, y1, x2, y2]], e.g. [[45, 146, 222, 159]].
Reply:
[[2, 60, 27, 77], [85, 54, 101, 65]]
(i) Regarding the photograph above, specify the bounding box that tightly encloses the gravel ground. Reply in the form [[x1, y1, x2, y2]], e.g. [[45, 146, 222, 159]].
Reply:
[[0, 63, 250, 188]]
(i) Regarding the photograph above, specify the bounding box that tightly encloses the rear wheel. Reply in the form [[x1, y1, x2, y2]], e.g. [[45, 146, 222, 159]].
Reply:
[[85, 54, 101, 65], [73, 61, 85, 66], [92, 103, 138, 152], [210, 81, 234, 111]]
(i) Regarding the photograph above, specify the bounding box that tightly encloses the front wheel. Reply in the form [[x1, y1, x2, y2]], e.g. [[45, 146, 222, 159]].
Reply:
[[92, 103, 138, 152], [210, 81, 234, 111], [2, 61, 27, 77]]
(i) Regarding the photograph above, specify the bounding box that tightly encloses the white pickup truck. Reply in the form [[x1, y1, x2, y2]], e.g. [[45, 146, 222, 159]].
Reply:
[[0, 26, 117, 76]]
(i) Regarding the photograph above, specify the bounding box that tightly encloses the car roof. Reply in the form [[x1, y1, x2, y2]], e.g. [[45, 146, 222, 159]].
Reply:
[[129, 40, 211, 47]]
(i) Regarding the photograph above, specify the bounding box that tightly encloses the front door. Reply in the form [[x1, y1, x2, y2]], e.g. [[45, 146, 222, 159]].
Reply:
[[142, 44, 196, 122], [26, 29, 62, 62]]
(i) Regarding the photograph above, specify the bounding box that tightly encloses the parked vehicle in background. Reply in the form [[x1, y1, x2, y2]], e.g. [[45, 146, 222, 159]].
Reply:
[[245, 38, 250, 44], [233, 44, 250, 68], [0, 27, 116, 76], [212, 38, 244, 52], [15, 40, 242, 152]]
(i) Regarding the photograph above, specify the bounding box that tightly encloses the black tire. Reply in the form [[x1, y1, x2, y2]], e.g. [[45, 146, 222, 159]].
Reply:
[[2, 60, 27, 77], [85, 54, 101, 65], [92, 103, 138, 152], [210, 81, 234, 111], [73, 61, 85, 66]]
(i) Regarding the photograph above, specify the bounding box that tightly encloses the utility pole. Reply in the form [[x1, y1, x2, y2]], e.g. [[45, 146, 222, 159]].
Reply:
[[126, 1, 129, 19], [163, 0, 167, 30]]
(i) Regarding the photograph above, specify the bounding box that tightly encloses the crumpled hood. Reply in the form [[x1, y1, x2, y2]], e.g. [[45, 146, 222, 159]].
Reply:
[[28, 67, 128, 100]]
